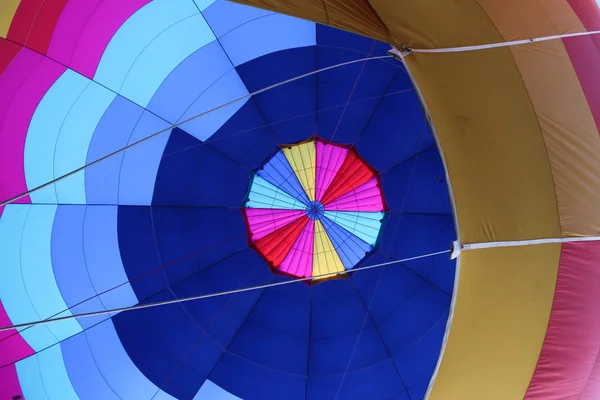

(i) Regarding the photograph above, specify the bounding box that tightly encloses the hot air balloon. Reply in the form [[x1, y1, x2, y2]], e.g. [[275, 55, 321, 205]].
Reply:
[[0, 0, 598, 399]]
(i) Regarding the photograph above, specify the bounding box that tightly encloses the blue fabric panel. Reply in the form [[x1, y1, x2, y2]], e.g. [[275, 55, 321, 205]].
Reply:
[[377, 283, 450, 357], [308, 328, 390, 375], [203, 0, 272, 38], [354, 259, 430, 325], [379, 214, 455, 295], [320, 216, 372, 269], [354, 72, 434, 173], [210, 352, 306, 400], [306, 361, 405, 400], [117, 111, 171, 205], [310, 290, 374, 340], [153, 128, 250, 207], [235, 46, 316, 144], [117, 206, 166, 300], [83, 205, 138, 309], [315, 36, 398, 145], [206, 101, 278, 170], [84, 320, 175, 400], [85, 95, 143, 205], [218, 13, 315, 67], [257, 151, 310, 204], [170, 249, 271, 348], [246, 175, 307, 210], [226, 313, 308, 375], [194, 380, 241, 399], [52, 205, 107, 329], [394, 310, 448, 389], [62, 332, 121, 400], [243, 287, 309, 340], [113, 290, 211, 400], [146, 40, 233, 124], [382, 145, 452, 214]]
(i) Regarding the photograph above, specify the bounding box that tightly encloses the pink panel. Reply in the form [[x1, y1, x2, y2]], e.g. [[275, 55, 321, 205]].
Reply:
[[279, 219, 314, 278], [245, 209, 304, 241], [47, 0, 149, 78], [524, 241, 600, 399], [0, 301, 34, 366], [0, 49, 65, 213], [0, 364, 24, 400], [324, 178, 384, 212], [315, 141, 348, 202]]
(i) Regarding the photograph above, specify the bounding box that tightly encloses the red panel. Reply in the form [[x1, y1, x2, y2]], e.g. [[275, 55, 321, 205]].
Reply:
[[0, 38, 21, 75], [7, 0, 68, 55], [321, 150, 375, 205], [253, 216, 308, 267], [524, 241, 600, 399]]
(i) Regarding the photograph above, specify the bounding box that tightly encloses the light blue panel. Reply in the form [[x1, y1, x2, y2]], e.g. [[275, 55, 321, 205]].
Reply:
[[52, 206, 107, 330], [119, 13, 216, 107], [176, 69, 248, 141], [324, 211, 384, 246], [54, 80, 116, 204], [21, 205, 83, 341], [62, 330, 120, 400], [15, 354, 49, 400], [84, 205, 138, 308], [194, 0, 218, 12], [258, 152, 310, 205], [94, 0, 198, 96], [24, 69, 88, 204], [0, 205, 56, 351], [118, 111, 171, 205], [146, 40, 232, 124], [85, 96, 144, 205], [218, 13, 315, 66], [84, 320, 176, 399], [202, 0, 272, 38], [246, 176, 306, 210], [37, 345, 79, 400], [194, 380, 241, 399]]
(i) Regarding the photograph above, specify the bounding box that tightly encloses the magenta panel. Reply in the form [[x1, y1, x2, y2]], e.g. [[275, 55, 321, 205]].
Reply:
[[279, 219, 314, 278], [244, 209, 304, 241], [315, 140, 348, 202], [324, 177, 384, 212]]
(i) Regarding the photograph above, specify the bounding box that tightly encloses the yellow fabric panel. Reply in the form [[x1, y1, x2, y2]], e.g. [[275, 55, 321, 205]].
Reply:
[[405, 49, 561, 244], [478, 0, 600, 237], [0, 0, 20, 38], [429, 245, 561, 400], [283, 141, 316, 201], [312, 220, 344, 279]]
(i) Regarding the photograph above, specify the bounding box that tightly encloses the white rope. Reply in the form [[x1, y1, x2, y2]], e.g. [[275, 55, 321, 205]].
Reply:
[[0, 54, 393, 208], [408, 30, 600, 54], [0, 249, 451, 332]]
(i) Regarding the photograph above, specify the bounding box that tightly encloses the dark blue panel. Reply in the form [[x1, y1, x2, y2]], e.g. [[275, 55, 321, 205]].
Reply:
[[307, 361, 405, 400], [310, 291, 374, 340], [236, 46, 316, 144], [394, 312, 447, 389], [308, 328, 390, 375], [117, 206, 166, 300], [210, 352, 306, 400], [355, 72, 435, 173], [153, 127, 250, 207], [207, 100, 279, 169], [382, 146, 452, 214]]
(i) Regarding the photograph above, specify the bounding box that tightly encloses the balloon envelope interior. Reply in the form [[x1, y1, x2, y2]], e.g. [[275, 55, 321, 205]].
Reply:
[[0, 1, 456, 399]]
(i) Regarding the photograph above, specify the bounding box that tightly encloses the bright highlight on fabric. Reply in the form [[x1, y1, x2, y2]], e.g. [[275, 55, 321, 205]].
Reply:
[[243, 138, 386, 281]]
